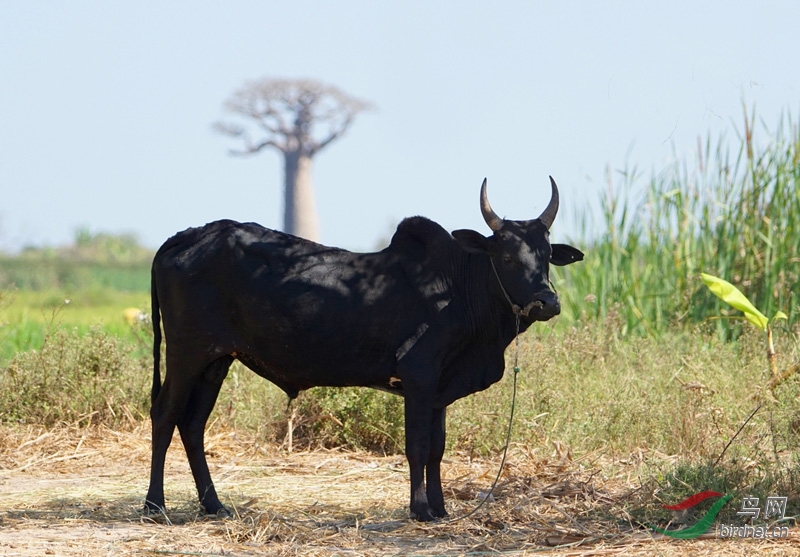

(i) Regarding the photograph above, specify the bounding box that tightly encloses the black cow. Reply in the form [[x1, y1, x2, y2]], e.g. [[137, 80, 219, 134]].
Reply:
[[145, 177, 583, 521]]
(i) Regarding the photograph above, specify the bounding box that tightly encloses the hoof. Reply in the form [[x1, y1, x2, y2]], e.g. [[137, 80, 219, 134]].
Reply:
[[216, 507, 234, 519], [142, 501, 166, 516], [142, 501, 170, 523], [410, 507, 437, 522], [431, 506, 448, 519], [203, 505, 234, 519]]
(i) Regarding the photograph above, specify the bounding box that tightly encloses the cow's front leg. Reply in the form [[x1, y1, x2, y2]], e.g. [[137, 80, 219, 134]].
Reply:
[[425, 406, 447, 518], [403, 388, 435, 521]]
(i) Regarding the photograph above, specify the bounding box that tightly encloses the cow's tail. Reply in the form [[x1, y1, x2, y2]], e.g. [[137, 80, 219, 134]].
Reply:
[[151, 262, 163, 406]]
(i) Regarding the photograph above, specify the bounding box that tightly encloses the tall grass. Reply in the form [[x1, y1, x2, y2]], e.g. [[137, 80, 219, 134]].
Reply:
[[559, 107, 800, 337]]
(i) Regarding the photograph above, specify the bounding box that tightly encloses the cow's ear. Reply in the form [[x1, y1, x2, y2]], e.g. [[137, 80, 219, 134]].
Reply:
[[551, 243, 584, 266], [452, 229, 494, 254]]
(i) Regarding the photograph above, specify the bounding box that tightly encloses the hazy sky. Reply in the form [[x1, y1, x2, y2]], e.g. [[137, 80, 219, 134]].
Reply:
[[1, 1, 798, 253]]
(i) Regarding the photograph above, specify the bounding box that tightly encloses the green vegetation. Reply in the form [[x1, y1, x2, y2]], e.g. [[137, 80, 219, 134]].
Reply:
[[557, 107, 799, 337], [1, 304, 797, 519], [0, 290, 150, 361], [1, 325, 151, 427], [0, 108, 798, 521], [0, 228, 152, 359]]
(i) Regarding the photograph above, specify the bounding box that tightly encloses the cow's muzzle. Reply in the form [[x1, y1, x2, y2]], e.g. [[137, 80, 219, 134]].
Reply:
[[490, 259, 561, 320], [516, 290, 560, 321]]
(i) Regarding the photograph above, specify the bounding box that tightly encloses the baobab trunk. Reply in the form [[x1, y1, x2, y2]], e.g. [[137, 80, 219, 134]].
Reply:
[[283, 150, 320, 242]]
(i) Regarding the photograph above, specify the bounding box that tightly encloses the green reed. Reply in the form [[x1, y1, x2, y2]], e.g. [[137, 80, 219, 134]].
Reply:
[[559, 107, 800, 337]]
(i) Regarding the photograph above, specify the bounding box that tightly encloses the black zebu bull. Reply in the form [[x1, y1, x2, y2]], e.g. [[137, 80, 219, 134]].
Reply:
[[145, 177, 583, 521]]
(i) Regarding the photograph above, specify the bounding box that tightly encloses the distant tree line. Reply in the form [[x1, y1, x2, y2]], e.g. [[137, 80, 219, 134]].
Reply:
[[0, 229, 152, 291]]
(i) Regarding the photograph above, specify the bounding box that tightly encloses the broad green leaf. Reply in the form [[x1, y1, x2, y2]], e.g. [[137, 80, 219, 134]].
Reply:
[[701, 273, 768, 331], [773, 310, 788, 322]]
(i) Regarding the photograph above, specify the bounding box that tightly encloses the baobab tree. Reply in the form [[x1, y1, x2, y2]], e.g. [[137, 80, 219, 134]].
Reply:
[[214, 78, 372, 242]]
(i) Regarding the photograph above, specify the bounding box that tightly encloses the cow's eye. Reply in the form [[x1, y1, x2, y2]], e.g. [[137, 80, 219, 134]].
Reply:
[[503, 254, 513, 264]]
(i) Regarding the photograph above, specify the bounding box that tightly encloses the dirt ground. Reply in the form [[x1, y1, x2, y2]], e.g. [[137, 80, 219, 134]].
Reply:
[[0, 424, 797, 556]]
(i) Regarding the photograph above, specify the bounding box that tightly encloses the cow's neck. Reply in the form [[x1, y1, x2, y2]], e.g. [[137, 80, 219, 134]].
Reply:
[[459, 252, 527, 344]]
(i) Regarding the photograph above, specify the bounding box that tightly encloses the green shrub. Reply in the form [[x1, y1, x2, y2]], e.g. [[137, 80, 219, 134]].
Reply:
[[634, 458, 800, 526], [290, 387, 405, 454], [173, 361, 407, 454], [0, 325, 150, 427]]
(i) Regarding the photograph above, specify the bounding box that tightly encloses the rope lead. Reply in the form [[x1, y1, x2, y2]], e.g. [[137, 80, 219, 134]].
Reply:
[[446, 313, 521, 524]]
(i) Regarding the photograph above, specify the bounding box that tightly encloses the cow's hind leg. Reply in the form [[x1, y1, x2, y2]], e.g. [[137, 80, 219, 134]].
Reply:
[[425, 406, 447, 518], [145, 362, 197, 515], [177, 355, 233, 516], [145, 400, 175, 514]]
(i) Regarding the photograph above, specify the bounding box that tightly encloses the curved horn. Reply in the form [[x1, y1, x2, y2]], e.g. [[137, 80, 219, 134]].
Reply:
[[480, 178, 503, 232], [538, 176, 560, 229]]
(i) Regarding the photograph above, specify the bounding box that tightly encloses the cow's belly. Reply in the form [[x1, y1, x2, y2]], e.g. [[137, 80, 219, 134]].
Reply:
[[227, 306, 409, 395], [232, 343, 397, 396]]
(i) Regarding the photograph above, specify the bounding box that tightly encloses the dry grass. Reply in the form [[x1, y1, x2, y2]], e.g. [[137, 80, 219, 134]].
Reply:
[[0, 423, 798, 556]]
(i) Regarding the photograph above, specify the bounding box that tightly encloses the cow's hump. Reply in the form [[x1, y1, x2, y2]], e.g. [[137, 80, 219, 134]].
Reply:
[[389, 217, 451, 260]]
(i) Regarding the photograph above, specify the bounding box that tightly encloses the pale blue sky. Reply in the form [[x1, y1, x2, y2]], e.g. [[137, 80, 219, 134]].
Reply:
[[1, 1, 798, 253]]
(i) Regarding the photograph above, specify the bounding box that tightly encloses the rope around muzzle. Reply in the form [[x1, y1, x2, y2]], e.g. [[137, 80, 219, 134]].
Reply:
[[488, 258, 545, 318], [445, 306, 523, 524]]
